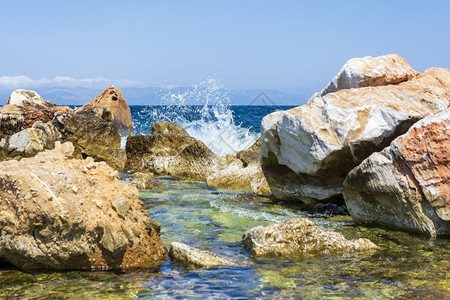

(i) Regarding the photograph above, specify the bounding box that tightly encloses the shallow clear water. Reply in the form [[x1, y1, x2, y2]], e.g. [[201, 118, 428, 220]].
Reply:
[[2, 177, 449, 299]]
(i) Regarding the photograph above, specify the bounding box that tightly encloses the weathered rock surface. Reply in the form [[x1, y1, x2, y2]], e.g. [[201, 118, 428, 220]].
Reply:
[[7, 89, 56, 109], [261, 54, 450, 203], [0, 142, 167, 270], [206, 138, 271, 195], [81, 86, 134, 136], [343, 108, 450, 237], [319, 54, 419, 95], [125, 121, 226, 179], [0, 121, 60, 159], [242, 218, 379, 257], [0, 104, 71, 138], [129, 172, 163, 190], [53, 108, 126, 169], [169, 242, 238, 268]]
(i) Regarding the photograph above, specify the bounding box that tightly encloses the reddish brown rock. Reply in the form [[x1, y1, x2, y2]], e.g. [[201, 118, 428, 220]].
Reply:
[[81, 86, 134, 136], [0, 142, 167, 270], [0, 104, 71, 138], [343, 108, 450, 237]]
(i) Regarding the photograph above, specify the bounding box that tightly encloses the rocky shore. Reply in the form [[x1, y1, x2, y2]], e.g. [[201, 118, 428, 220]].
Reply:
[[0, 53, 448, 272]]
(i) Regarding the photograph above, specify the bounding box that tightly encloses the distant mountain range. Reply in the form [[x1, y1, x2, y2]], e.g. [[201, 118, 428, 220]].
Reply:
[[0, 86, 316, 106]]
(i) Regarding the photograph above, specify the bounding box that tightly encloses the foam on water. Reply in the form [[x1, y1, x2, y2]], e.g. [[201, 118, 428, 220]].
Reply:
[[135, 77, 259, 156]]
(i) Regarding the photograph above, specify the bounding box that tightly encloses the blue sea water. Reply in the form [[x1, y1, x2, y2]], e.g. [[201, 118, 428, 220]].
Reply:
[[130, 105, 293, 156]]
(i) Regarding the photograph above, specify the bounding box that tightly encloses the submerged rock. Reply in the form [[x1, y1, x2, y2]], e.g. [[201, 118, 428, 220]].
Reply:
[[169, 242, 239, 268], [261, 54, 450, 203], [129, 172, 162, 190], [0, 142, 167, 270], [53, 108, 126, 169], [125, 121, 226, 179], [80, 86, 134, 136], [242, 218, 379, 257], [343, 108, 450, 237]]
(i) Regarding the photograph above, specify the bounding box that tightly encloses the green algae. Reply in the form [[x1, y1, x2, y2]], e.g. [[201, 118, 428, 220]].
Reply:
[[1, 177, 449, 298]]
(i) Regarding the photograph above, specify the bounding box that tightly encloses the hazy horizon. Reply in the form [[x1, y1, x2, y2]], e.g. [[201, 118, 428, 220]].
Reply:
[[1, 1, 449, 105]]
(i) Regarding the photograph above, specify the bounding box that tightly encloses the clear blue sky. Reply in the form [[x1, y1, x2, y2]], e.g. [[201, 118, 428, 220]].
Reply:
[[0, 0, 449, 90]]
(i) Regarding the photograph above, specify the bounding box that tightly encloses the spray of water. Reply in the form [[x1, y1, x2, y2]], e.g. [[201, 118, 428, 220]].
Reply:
[[135, 77, 259, 156]]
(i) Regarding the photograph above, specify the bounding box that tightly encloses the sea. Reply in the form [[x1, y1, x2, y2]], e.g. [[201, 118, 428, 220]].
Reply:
[[1, 82, 449, 299]]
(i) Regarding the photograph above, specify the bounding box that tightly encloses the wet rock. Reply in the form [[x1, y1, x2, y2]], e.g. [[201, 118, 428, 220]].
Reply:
[[7, 89, 56, 109], [151, 120, 189, 136], [243, 218, 379, 257], [343, 108, 450, 237], [0, 142, 167, 270], [80, 86, 134, 136], [53, 108, 126, 169], [125, 121, 226, 179], [169, 242, 239, 268], [206, 137, 271, 195], [129, 172, 162, 190], [261, 54, 450, 204]]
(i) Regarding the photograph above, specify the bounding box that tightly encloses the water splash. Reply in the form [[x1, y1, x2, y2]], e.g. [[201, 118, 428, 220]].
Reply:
[[135, 77, 259, 156]]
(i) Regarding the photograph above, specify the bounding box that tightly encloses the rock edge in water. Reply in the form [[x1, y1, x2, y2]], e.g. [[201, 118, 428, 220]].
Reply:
[[242, 218, 379, 257], [0, 142, 167, 270], [169, 242, 239, 268], [343, 108, 450, 237]]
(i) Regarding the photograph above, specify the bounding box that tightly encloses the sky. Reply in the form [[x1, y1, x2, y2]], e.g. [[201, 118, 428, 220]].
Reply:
[[0, 0, 449, 94]]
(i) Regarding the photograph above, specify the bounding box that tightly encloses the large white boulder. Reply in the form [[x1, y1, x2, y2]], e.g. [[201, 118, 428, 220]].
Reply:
[[261, 55, 450, 203]]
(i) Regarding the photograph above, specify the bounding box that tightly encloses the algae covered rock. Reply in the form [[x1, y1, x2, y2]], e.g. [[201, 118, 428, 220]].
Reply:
[[343, 108, 450, 237], [261, 55, 450, 204], [242, 218, 379, 257], [0, 142, 167, 270], [169, 242, 239, 268]]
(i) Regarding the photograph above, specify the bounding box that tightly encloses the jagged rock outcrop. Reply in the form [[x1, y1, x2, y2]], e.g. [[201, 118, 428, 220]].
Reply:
[[169, 242, 239, 268], [261, 54, 450, 203], [0, 142, 167, 270], [343, 108, 450, 237], [53, 108, 126, 169], [319, 54, 419, 95], [206, 138, 271, 195], [125, 121, 227, 179], [242, 218, 379, 257], [80, 86, 134, 136], [0, 102, 70, 138], [0, 121, 60, 159], [7, 89, 56, 109]]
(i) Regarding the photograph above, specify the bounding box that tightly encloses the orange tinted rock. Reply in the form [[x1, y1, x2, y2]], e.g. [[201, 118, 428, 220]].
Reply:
[[343, 108, 450, 236], [82, 86, 134, 136], [0, 142, 167, 270]]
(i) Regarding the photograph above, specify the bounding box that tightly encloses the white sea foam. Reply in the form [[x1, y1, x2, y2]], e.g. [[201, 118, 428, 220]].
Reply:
[[146, 77, 259, 156]]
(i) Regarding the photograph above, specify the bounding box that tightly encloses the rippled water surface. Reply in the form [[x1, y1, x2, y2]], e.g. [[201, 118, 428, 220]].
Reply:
[[1, 177, 449, 299]]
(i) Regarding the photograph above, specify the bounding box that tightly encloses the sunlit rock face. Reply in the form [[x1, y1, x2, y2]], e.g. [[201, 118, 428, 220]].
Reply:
[[0, 142, 167, 270], [242, 218, 379, 257], [261, 54, 450, 203], [343, 108, 450, 237]]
